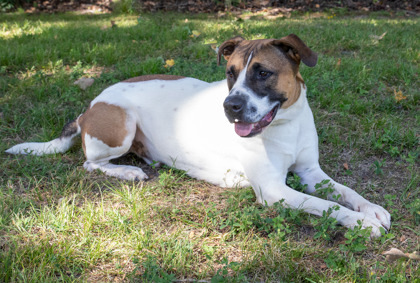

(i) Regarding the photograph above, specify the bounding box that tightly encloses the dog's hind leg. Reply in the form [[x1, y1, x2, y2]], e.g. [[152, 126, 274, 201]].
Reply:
[[79, 102, 148, 181]]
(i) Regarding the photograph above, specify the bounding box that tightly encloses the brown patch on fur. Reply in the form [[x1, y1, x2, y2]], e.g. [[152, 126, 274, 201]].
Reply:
[[279, 82, 301, 109], [217, 36, 245, 64], [78, 102, 128, 152], [251, 44, 302, 109], [129, 126, 150, 158], [272, 34, 318, 67], [280, 71, 305, 108], [122, 74, 185, 83]]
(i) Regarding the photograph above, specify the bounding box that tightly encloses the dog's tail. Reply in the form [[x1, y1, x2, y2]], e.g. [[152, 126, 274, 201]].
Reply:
[[6, 118, 81, 156]]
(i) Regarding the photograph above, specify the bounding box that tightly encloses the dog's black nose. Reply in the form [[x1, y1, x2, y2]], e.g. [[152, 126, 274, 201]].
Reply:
[[224, 95, 245, 114], [223, 95, 248, 123]]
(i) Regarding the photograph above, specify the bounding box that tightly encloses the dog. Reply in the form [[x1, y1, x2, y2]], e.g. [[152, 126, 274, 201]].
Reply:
[[6, 34, 390, 237]]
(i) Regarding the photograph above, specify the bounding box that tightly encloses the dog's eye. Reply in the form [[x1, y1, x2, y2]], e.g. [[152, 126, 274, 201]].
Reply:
[[258, 71, 272, 80], [226, 71, 234, 79]]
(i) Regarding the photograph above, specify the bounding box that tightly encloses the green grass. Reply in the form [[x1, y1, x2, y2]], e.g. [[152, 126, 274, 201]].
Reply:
[[1, 9, 419, 282]]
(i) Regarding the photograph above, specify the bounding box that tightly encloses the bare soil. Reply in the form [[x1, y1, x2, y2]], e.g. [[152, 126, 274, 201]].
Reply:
[[20, 0, 420, 14]]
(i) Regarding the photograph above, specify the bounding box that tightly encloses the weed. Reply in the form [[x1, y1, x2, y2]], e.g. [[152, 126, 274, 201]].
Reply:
[[371, 126, 418, 156], [211, 257, 246, 282], [269, 214, 292, 241], [220, 205, 263, 234], [383, 194, 398, 216], [324, 250, 347, 273], [314, 179, 332, 197], [311, 205, 340, 241], [387, 145, 400, 157], [286, 173, 308, 192], [405, 199, 420, 226], [378, 227, 395, 244], [157, 165, 188, 191], [372, 159, 386, 176], [220, 198, 300, 239], [314, 179, 341, 202], [370, 260, 417, 283], [132, 256, 176, 282], [339, 221, 371, 254]]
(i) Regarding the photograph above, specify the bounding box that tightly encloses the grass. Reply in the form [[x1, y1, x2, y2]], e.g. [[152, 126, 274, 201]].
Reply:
[[0, 8, 419, 282]]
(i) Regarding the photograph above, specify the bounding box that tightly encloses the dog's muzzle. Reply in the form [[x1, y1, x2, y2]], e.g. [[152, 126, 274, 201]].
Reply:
[[223, 95, 279, 138], [223, 95, 247, 121]]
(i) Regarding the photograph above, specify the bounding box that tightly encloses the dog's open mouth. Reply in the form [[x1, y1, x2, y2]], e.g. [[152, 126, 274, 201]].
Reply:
[[234, 105, 279, 137]]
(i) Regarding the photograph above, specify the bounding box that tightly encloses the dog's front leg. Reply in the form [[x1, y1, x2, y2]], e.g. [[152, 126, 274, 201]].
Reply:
[[294, 166, 391, 236], [251, 177, 389, 238], [243, 156, 388, 238]]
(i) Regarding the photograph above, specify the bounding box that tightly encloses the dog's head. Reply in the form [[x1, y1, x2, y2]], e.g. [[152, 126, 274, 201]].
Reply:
[[218, 34, 317, 137]]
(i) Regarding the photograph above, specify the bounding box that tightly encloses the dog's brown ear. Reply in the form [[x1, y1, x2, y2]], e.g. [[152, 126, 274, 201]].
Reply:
[[272, 34, 317, 67], [217, 36, 245, 65]]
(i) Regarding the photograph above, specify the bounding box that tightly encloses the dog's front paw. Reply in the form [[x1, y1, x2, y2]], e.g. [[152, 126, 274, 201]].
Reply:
[[356, 202, 391, 231], [339, 210, 389, 238], [357, 216, 387, 238]]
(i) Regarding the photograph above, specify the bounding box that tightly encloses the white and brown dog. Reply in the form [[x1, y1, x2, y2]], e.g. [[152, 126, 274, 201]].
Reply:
[[7, 34, 390, 237]]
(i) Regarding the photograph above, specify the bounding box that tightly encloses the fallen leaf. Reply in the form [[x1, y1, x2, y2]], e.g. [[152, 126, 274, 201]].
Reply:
[[369, 31, 387, 41], [394, 89, 407, 102], [378, 31, 387, 40], [382, 248, 420, 262], [204, 38, 217, 45], [343, 162, 349, 170], [74, 77, 94, 90], [383, 248, 407, 261], [408, 251, 420, 260], [190, 30, 201, 38], [164, 59, 175, 69], [336, 58, 341, 68]]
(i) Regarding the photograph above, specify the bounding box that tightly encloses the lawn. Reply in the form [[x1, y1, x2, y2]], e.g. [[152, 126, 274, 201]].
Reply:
[[0, 8, 419, 282]]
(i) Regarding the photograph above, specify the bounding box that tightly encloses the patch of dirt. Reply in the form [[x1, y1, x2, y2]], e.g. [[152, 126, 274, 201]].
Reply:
[[17, 0, 420, 14], [22, 0, 113, 13], [139, 0, 420, 14]]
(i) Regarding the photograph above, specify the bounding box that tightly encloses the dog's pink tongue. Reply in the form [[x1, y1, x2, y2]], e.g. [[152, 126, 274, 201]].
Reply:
[[235, 122, 253, 137]]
